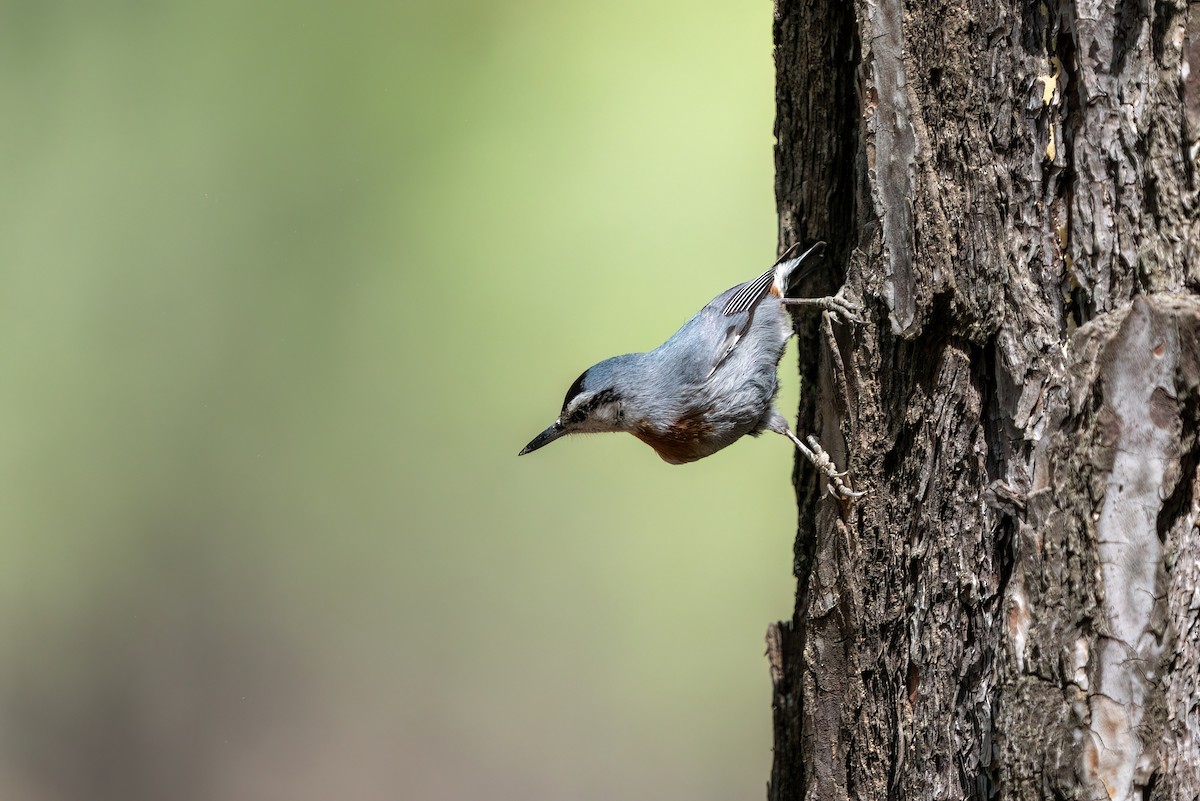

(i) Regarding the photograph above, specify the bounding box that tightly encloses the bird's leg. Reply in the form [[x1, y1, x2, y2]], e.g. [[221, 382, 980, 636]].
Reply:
[[780, 287, 861, 324], [779, 427, 863, 499]]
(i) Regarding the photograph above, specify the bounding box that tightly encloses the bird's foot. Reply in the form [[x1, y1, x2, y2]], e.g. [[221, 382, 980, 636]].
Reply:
[[804, 435, 848, 478], [781, 288, 862, 325], [782, 429, 863, 499], [808, 436, 863, 499]]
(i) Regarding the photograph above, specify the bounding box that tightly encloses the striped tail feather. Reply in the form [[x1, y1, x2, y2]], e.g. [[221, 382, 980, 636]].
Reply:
[[720, 241, 826, 317]]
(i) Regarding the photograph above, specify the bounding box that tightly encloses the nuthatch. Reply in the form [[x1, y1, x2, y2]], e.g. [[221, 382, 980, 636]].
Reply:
[[519, 242, 860, 497]]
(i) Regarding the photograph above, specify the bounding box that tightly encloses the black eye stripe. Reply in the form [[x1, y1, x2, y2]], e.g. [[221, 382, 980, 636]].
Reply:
[[590, 389, 618, 407], [563, 388, 619, 419]]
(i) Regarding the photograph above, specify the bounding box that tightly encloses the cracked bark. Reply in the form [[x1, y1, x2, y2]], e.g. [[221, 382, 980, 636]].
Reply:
[[767, 0, 1200, 798]]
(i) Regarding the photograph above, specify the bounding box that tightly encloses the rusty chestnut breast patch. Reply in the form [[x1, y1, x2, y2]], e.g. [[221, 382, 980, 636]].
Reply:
[[633, 410, 717, 464]]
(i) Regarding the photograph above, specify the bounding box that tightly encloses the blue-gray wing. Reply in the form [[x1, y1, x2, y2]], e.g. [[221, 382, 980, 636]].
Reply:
[[709, 257, 787, 377], [708, 242, 822, 376], [708, 268, 773, 377]]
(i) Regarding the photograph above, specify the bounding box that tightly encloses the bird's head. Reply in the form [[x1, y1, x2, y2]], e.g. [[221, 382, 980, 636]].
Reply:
[[519, 355, 639, 456]]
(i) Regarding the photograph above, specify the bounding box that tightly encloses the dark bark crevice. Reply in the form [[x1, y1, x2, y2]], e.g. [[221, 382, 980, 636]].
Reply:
[[1156, 389, 1200, 542], [769, 0, 864, 794]]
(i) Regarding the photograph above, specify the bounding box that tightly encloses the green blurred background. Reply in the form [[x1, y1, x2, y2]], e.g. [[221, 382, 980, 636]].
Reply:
[[0, 2, 803, 799]]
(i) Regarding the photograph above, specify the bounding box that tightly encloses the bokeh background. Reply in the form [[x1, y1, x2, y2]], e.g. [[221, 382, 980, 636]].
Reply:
[[0, 2, 804, 799]]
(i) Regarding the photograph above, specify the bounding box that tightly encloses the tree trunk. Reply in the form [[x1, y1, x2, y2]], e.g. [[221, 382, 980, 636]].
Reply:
[[767, 0, 1200, 798]]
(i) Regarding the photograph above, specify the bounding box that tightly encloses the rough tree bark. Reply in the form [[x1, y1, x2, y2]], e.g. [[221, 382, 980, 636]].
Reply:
[[766, 0, 1200, 798]]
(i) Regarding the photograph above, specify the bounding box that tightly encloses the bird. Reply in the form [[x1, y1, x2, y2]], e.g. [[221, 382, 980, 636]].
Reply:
[[519, 242, 860, 497]]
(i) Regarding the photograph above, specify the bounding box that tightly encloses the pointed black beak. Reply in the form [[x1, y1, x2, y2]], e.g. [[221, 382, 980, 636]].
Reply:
[[519, 420, 567, 456]]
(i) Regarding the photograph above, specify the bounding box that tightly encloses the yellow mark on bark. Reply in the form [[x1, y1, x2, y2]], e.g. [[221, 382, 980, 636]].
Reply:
[[1037, 56, 1062, 105], [1037, 57, 1062, 160]]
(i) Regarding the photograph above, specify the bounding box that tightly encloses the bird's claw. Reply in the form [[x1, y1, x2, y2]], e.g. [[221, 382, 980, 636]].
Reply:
[[783, 429, 862, 500], [782, 289, 862, 325], [825, 473, 864, 499], [803, 436, 862, 498], [818, 289, 863, 325], [804, 436, 837, 472]]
